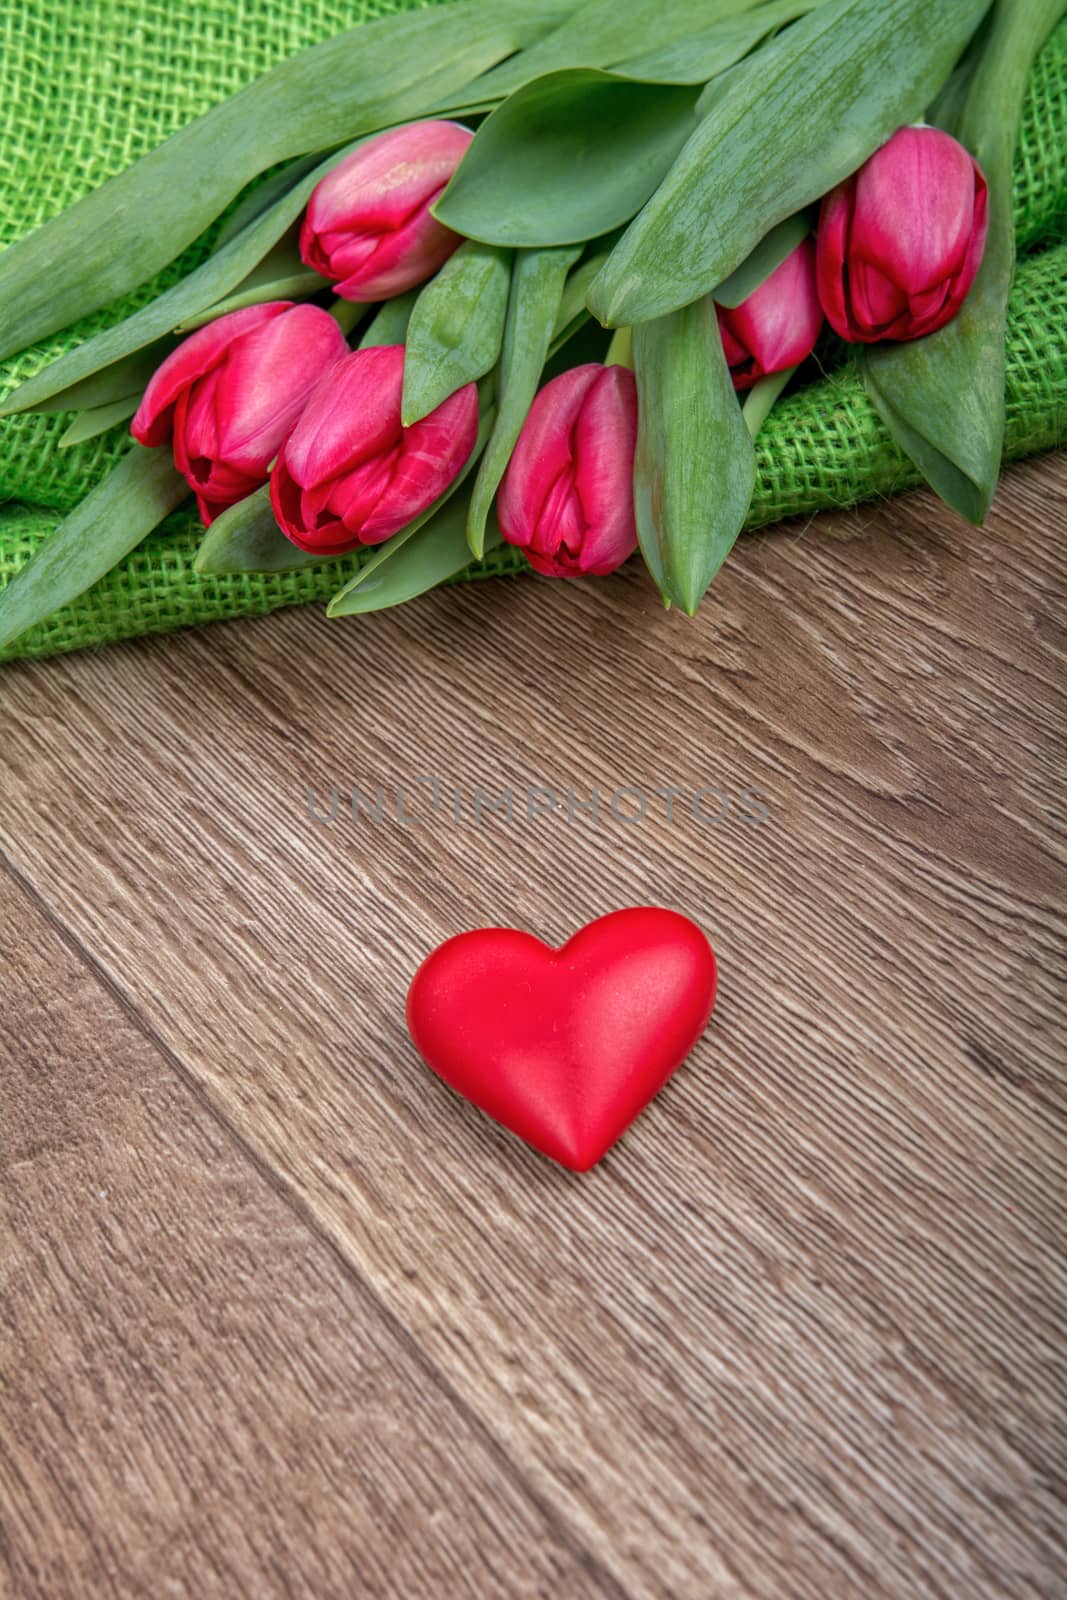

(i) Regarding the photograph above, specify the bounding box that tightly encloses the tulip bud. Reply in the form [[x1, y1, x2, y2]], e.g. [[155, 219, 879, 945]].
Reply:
[[497, 363, 638, 579], [270, 344, 479, 554], [816, 125, 988, 344], [717, 239, 822, 391], [299, 121, 473, 302], [131, 302, 348, 525]]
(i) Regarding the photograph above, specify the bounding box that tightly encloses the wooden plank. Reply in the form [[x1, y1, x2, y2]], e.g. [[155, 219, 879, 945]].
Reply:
[[0, 868, 619, 1599], [1, 459, 1064, 1598]]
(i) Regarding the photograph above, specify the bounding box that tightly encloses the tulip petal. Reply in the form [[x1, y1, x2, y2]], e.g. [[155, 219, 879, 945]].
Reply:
[[281, 345, 405, 487], [943, 166, 989, 320], [498, 362, 637, 578], [172, 372, 221, 483], [301, 121, 472, 299], [196, 493, 238, 528], [130, 301, 292, 447], [212, 305, 348, 473], [331, 201, 461, 301], [850, 258, 908, 332], [333, 449, 402, 535], [270, 361, 477, 554], [297, 213, 334, 279], [852, 127, 977, 294], [525, 545, 579, 579], [526, 470, 582, 563], [726, 239, 822, 383], [498, 364, 602, 551], [816, 127, 988, 344], [304, 121, 473, 235], [199, 462, 264, 504], [269, 458, 308, 541], [571, 366, 638, 574], [307, 521, 357, 555], [272, 456, 357, 555], [815, 182, 857, 339], [360, 381, 479, 542], [321, 232, 380, 284], [718, 315, 751, 373]]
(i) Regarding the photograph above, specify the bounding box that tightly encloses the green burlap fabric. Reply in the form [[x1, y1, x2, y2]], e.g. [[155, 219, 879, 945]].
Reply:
[[1, 5, 1065, 663]]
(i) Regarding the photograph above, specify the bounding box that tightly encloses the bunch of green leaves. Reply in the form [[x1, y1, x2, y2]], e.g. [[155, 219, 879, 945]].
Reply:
[[0, 0, 1057, 651]]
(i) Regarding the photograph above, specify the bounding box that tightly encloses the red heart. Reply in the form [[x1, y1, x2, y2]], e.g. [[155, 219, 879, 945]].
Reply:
[[406, 908, 717, 1171]]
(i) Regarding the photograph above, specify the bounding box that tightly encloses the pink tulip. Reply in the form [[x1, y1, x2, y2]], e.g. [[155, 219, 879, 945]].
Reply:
[[497, 364, 638, 579], [717, 238, 822, 391], [816, 125, 988, 343], [299, 121, 473, 302], [131, 302, 348, 524], [270, 344, 479, 554]]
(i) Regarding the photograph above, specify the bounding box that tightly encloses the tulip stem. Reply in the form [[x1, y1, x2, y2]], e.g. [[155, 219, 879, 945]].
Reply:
[[328, 298, 365, 337], [742, 365, 797, 437], [604, 325, 633, 370]]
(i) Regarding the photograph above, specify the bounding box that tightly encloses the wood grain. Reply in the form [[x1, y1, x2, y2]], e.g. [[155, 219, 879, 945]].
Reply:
[[1, 457, 1065, 1598], [0, 871, 618, 1599]]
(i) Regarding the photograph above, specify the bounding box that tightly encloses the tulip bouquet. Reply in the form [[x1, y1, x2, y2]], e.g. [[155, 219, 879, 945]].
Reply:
[[0, 0, 1062, 655]]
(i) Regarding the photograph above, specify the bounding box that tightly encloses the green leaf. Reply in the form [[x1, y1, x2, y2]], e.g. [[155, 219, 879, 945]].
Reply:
[[467, 244, 580, 556], [632, 297, 755, 614], [713, 211, 812, 309], [359, 290, 420, 350], [173, 234, 327, 331], [402, 241, 512, 425], [0, 138, 372, 419], [58, 397, 139, 447], [213, 154, 327, 251], [536, 248, 614, 356], [19, 341, 177, 416], [0, 447, 189, 650], [617, 0, 821, 84], [588, 0, 990, 325], [861, 388, 990, 522], [552, 251, 610, 337], [0, 0, 572, 360], [445, 0, 764, 104], [740, 364, 797, 436], [328, 404, 496, 612], [329, 495, 504, 616], [862, 0, 1064, 524], [926, 9, 995, 137], [434, 69, 701, 247], [193, 485, 326, 575]]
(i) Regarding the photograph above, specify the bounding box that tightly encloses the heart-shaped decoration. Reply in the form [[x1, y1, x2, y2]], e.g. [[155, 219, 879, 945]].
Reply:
[[406, 908, 717, 1170]]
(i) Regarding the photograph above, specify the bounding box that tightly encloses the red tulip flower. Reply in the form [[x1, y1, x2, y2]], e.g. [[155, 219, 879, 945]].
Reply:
[[816, 125, 989, 344], [270, 344, 479, 554], [717, 238, 822, 391], [497, 363, 638, 579], [131, 302, 347, 524], [299, 121, 473, 302]]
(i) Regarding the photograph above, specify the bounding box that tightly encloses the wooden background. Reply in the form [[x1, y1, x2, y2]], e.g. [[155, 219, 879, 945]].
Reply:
[[1, 457, 1064, 1599]]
